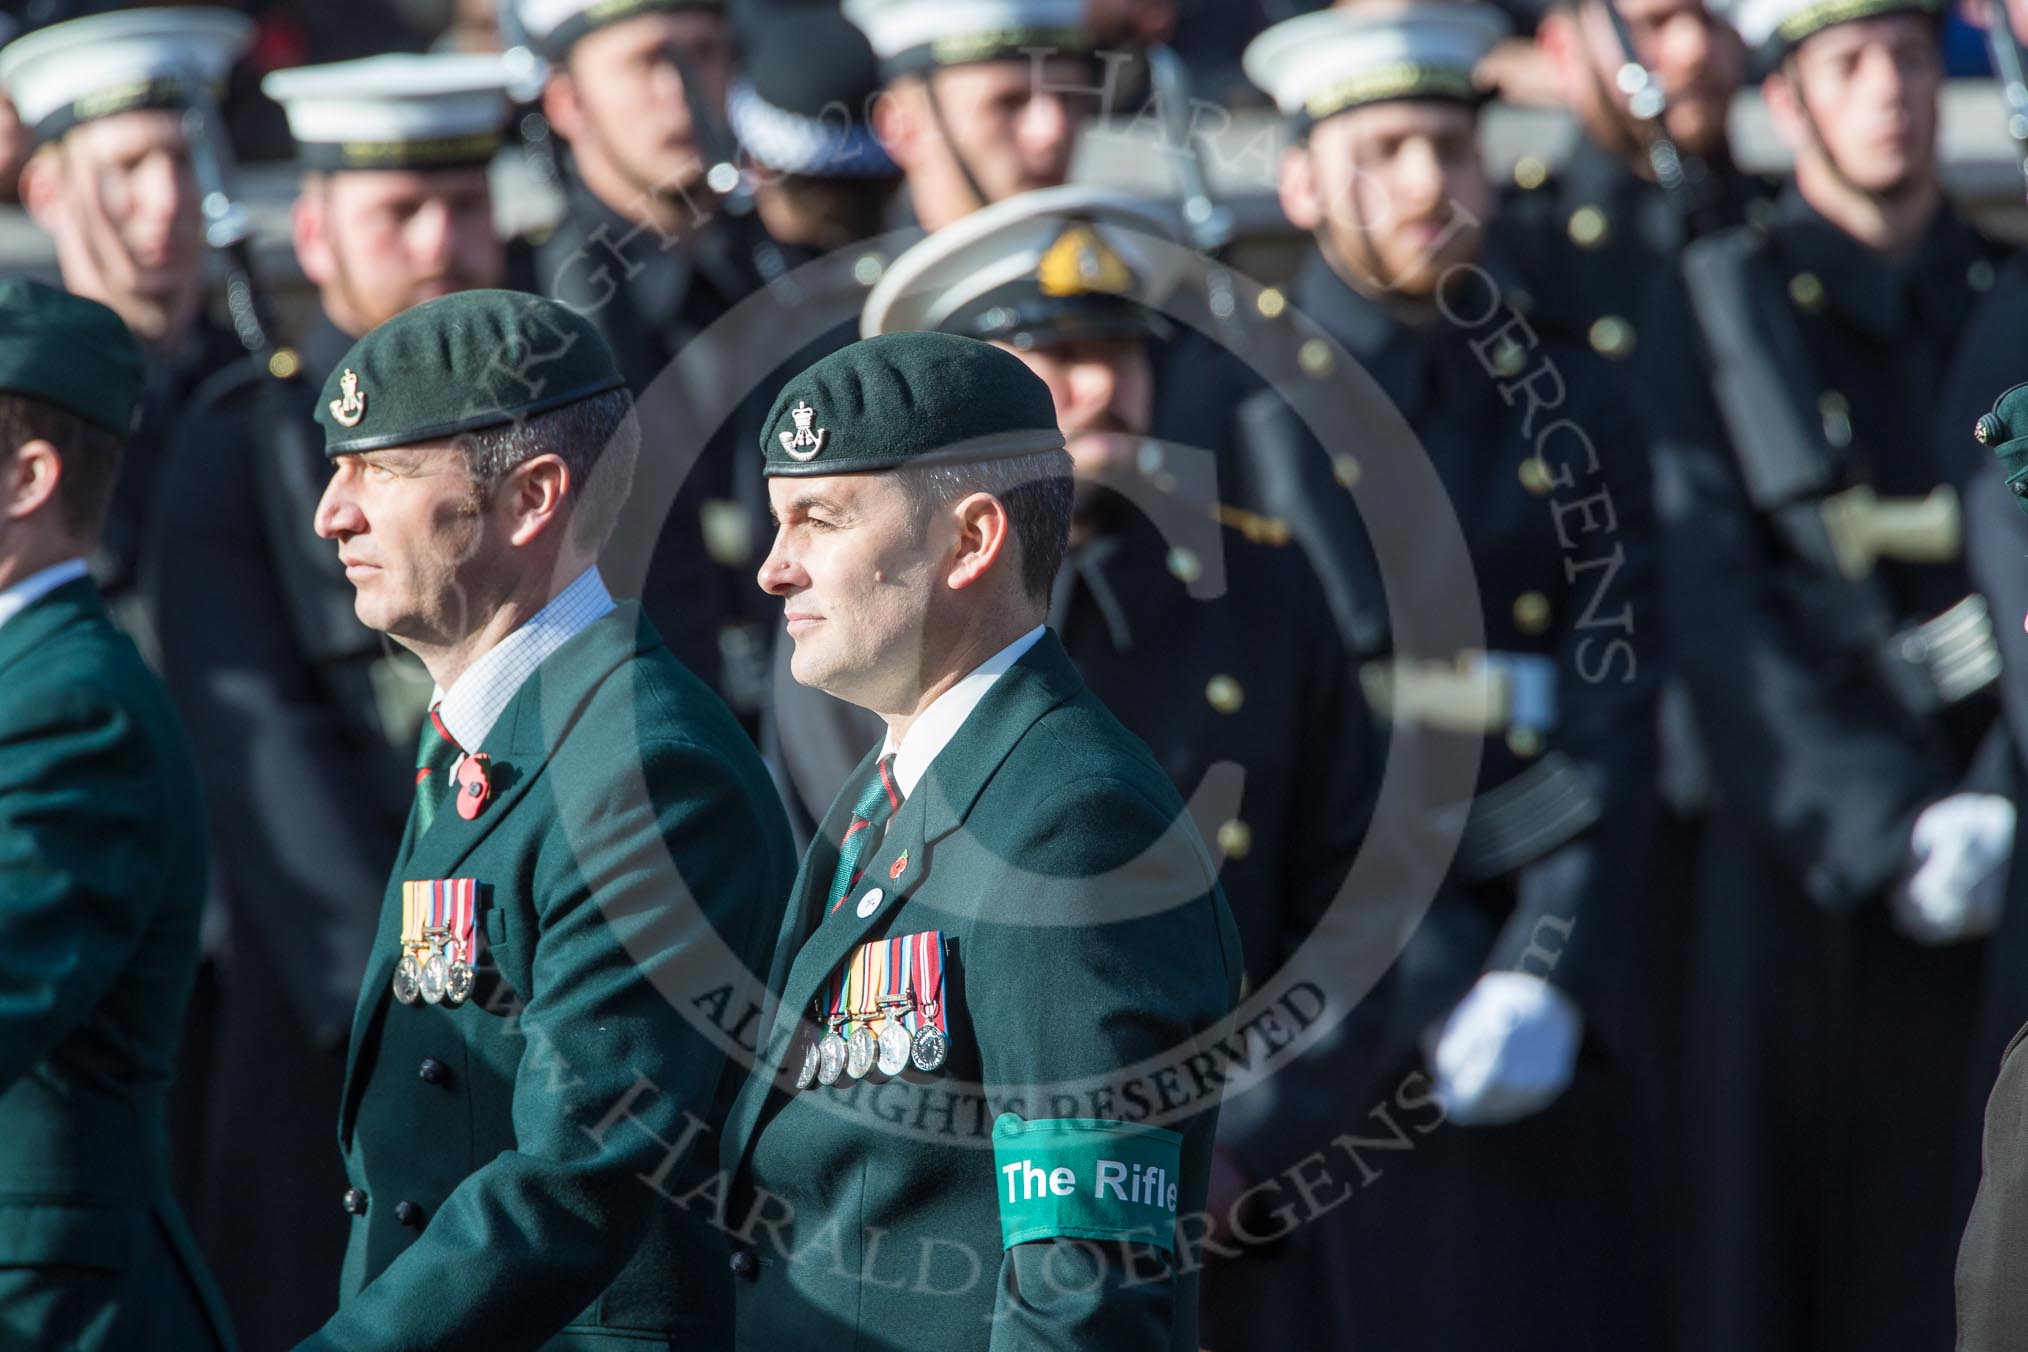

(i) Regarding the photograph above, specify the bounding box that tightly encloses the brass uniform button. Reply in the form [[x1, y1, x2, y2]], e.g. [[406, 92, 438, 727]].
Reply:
[[1299, 339, 1335, 378], [1513, 591, 1553, 635], [1567, 206, 1609, 249], [1513, 155, 1549, 191], [1167, 547, 1202, 584], [268, 348, 301, 380], [1489, 338, 1527, 377], [853, 252, 887, 287], [1333, 454, 1363, 490], [1787, 272, 1825, 312], [701, 499, 753, 567], [1257, 287, 1287, 319], [1588, 315, 1634, 360], [1519, 457, 1556, 496], [1217, 819, 1254, 861], [1205, 675, 1245, 715], [1818, 390, 1852, 449]]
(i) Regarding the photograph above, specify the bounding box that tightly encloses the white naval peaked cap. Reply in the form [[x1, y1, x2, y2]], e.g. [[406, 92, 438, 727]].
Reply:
[[0, 6, 253, 143], [1243, 2, 1508, 130], [262, 54, 517, 172], [512, 0, 723, 62], [862, 183, 1183, 342], [842, 0, 1091, 78], [1724, 0, 1941, 65]]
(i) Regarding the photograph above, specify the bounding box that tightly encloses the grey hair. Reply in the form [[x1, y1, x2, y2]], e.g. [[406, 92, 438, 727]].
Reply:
[[457, 388, 641, 552], [893, 448, 1075, 600]]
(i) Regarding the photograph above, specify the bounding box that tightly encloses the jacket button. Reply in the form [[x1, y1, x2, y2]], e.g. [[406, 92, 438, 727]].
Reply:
[[418, 1057, 449, 1085], [342, 1188, 367, 1216], [394, 1200, 424, 1228], [729, 1249, 756, 1278]]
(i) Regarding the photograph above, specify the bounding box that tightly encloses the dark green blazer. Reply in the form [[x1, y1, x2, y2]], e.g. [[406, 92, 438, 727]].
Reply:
[[297, 604, 794, 1352], [0, 576, 233, 1351], [721, 632, 1244, 1351]]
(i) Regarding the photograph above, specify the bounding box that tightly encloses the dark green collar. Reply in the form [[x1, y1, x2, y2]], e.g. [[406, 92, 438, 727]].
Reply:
[[0, 575, 107, 679]]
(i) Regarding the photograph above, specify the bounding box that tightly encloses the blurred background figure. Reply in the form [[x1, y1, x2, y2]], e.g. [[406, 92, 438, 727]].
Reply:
[[0, 5, 253, 650], [144, 50, 514, 1350], [728, 1, 898, 255], [1648, 0, 2017, 1343], [0, 277, 229, 1352], [1232, 4, 1666, 1347]]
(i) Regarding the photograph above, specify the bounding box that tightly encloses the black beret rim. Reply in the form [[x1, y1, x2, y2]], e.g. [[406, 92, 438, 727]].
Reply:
[[763, 427, 1067, 478], [323, 374, 627, 456]]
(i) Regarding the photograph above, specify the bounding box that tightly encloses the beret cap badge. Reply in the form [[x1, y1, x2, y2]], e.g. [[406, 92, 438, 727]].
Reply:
[[779, 400, 829, 461], [329, 369, 368, 429]]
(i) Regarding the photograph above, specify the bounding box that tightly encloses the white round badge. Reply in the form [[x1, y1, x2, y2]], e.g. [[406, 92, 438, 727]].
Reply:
[[855, 888, 884, 919]]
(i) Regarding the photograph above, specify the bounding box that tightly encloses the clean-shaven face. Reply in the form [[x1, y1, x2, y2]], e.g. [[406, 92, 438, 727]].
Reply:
[[759, 471, 943, 710], [313, 442, 502, 647]]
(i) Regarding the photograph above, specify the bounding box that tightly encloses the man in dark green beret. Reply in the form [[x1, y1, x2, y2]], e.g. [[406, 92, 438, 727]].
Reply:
[[0, 279, 232, 1351], [144, 53, 520, 1348], [293, 288, 794, 1352], [721, 330, 1242, 1350], [1956, 383, 2028, 1352]]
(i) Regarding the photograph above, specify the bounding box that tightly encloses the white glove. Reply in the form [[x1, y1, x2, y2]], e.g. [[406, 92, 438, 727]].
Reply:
[[1427, 971, 1583, 1128], [1893, 793, 2015, 945]]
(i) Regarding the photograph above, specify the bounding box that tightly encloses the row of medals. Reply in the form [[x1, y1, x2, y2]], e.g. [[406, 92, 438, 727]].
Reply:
[[392, 926, 476, 1008], [797, 993, 948, 1090]]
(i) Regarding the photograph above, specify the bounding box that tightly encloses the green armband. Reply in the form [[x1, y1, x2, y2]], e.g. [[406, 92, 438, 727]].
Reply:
[[991, 1114, 1183, 1253]]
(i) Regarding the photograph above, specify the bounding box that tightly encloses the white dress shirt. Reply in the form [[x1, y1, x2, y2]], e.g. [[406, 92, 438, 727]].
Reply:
[[432, 566, 616, 754], [881, 625, 1044, 800], [0, 557, 88, 636]]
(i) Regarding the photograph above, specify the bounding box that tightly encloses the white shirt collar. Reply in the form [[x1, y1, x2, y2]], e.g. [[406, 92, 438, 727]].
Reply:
[[432, 566, 616, 753], [882, 625, 1045, 799], [0, 558, 88, 635]]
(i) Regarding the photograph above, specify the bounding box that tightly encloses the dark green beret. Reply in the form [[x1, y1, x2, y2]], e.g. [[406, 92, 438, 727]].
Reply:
[[0, 279, 144, 435], [761, 331, 1064, 478], [317, 289, 624, 456], [1977, 381, 2028, 513]]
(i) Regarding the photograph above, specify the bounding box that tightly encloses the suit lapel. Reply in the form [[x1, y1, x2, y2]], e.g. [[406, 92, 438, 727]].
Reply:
[[0, 577, 104, 679], [338, 606, 654, 1140], [725, 632, 1087, 1170]]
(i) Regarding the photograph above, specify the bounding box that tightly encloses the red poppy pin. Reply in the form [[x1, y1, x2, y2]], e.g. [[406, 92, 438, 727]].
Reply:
[[455, 753, 492, 821], [889, 850, 909, 881]]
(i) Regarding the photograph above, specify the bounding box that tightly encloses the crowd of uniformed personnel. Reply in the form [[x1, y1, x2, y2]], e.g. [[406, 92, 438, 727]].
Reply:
[[13, 0, 2028, 1347]]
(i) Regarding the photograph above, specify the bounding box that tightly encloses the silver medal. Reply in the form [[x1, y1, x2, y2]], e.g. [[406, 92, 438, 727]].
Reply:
[[817, 1021, 848, 1086], [877, 1019, 913, 1077], [794, 1036, 820, 1090], [420, 952, 449, 1005], [911, 1024, 949, 1073], [846, 1027, 877, 1080], [444, 961, 475, 1007], [392, 954, 422, 1005]]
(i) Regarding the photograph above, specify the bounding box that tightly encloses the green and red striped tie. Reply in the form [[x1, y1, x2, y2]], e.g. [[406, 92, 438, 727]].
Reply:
[[413, 706, 461, 837], [826, 754, 900, 917]]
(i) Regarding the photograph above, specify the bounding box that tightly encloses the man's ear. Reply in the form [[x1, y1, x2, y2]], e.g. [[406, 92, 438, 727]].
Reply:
[[1762, 65, 1805, 153], [543, 70, 585, 145], [501, 452, 571, 548], [1277, 144, 1322, 233], [944, 490, 1012, 592], [2, 439, 63, 523], [18, 146, 62, 231], [871, 78, 924, 174], [293, 182, 334, 289]]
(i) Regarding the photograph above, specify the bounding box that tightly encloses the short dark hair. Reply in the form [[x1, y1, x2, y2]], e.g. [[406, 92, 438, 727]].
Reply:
[[895, 448, 1075, 600], [0, 391, 124, 541], [456, 388, 641, 551]]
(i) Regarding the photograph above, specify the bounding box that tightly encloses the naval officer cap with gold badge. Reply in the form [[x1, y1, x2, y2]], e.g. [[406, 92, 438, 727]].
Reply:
[[0, 5, 250, 146], [860, 183, 1184, 346], [844, 0, 1093, 79], [1242, 0, 1509, 138], [262, 52, 518, 175]]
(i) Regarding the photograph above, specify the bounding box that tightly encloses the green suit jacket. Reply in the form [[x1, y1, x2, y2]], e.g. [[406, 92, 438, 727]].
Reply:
[[721, 632, 1243, 1351], [0, 577, 233, 1351], [297, 604, 794, 1352]]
